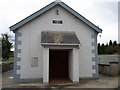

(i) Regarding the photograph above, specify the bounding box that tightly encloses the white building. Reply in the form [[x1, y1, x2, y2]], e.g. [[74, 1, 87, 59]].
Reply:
[[0, 37, 2, 60], [10, 0, 102, 84]]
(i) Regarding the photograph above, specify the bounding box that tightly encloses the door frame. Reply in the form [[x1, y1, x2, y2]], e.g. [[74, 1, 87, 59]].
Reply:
[[49, 49, 69, 80], [43, 46, 79, 84]]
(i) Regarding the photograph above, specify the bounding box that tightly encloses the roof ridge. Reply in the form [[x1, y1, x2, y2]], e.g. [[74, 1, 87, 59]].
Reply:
[[55, 0, 62, 2]]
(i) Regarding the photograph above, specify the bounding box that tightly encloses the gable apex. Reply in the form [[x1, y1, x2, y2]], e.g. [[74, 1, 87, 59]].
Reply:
[[10, 1, 102, 33], [55, 0, 62, 2]]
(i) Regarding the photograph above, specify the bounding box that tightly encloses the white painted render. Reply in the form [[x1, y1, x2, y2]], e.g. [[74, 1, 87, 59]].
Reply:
[[43, 48, 49, 83], [72, 48, 79, 82], [18, 6, 96, 79]]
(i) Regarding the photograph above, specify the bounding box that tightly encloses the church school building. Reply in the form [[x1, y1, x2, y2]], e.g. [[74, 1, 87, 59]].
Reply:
[[10, 0, 102, 84]]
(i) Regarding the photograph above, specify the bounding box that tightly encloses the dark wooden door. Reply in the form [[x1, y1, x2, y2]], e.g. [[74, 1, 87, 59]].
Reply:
[[49, 50, 69, 79]]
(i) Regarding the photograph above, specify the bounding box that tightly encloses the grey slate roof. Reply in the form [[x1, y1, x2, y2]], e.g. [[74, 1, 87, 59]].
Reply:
[[41, 31, 80, 45], [10, 1, 102, 33]]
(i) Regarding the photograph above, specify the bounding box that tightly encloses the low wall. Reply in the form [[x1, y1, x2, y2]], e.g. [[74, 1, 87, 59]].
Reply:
[[99, 62, 118, 76], [99, 55, 118, 64], [0, 63, 13, 73]]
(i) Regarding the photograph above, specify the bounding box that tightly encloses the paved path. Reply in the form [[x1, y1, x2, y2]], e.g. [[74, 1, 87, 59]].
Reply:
[[2, 70, 119, 89]]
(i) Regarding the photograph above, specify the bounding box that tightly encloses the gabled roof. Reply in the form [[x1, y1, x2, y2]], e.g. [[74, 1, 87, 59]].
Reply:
[[41, 31, 80, 46], [10, 1, 102, 33]]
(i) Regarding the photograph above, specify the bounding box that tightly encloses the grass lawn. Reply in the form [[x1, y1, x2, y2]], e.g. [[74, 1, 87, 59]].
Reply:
[[2, 58, 14, 63]]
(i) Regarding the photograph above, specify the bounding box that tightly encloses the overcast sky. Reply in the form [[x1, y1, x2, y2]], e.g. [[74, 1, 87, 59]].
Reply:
[[0, 0, 119, 44]]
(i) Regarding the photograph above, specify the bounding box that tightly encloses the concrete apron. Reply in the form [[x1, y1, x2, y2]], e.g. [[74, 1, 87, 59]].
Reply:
[[2, 70, 118, 88]]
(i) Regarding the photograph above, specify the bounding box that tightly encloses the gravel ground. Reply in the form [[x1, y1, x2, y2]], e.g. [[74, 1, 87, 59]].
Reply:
[[1, 70, 119, 89]]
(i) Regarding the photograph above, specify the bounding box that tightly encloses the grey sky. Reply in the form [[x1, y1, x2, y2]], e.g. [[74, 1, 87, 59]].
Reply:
[[0, 0, 119, 44]]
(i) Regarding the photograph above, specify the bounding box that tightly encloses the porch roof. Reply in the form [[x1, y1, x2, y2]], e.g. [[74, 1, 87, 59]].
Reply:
[[41, 31, 80, 46]]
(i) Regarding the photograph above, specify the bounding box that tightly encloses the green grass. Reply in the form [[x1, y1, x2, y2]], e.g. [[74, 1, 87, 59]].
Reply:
[[2, 58, 14, 63]]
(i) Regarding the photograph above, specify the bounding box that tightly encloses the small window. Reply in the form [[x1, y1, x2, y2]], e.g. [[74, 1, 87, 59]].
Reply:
[[53, 20, 63, 24], [31, 57, 38, 67]]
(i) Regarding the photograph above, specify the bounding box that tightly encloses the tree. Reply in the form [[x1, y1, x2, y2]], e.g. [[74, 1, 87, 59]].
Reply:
[[113, 41, 117, 46], [98, 40, 120, 55], [2, 33, 12, 59], [101, 43, 106, 54], [105, 43, 108, 47], [118, 43, 120, 54], [97, 43, 101, 54], [105, 45, 114, 54], [109, 40, 113, 46]]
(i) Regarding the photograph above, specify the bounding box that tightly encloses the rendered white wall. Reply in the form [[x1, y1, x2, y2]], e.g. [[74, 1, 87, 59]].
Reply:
[[18, 6, 95, 79], [72, 48, 79, 82], [43, 48, 49, 83], [68, 48, 79, 82]]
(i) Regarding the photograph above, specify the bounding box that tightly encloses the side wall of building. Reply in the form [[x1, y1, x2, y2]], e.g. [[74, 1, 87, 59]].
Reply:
[[14, 6, 98, 82]]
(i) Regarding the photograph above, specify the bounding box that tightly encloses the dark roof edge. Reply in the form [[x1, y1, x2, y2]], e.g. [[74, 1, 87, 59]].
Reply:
[[41, 43, 80, 47], [10, 1, 102, 33]]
